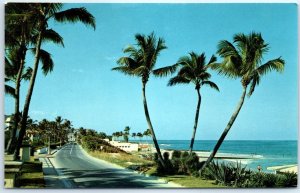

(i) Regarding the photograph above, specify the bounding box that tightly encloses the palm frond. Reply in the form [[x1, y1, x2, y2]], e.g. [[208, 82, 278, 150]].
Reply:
[[40, 29, 64, 47], [177, 56, 192, 65], [167, 76, 190, 86], [208, 55, 217, 65], [198, 72, 211, 81], [117, 57, 139, 69], [152, 63, 178, 77], [5, 84, 16, 98], [178, 65, 195, 80], [217, 40, 241, 59], [196, 52, 206, 69], [54, 7, 96, 30], [248, 71, 260, 97], [214, 57, 242, 78], [256, 57, 285, 76], [39, 49, 54, 75], [22, 67, 33, 81], [111, 66, 135, 76], [132, 66, 148, 76], [201, 80, 219, 91], [135, 33, 147, 52]]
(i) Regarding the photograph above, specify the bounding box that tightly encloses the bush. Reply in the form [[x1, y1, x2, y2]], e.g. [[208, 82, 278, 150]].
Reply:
[[281, 172, 298, 187], [172, 150, 181, 159], [81, 135, 126, 153], [204, 161, 250, 187]]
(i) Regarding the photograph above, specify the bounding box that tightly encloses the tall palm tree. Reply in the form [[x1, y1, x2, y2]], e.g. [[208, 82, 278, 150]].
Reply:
[[5, 3, 55, 154], [13, 3, 95, 158], [5, 51, 32, 153], [5, 3, 63, 153], [167, 52, 219, 154], [199, 32, 285, 172], [112, 32, 168, 167], [55, 116, 63, 146]]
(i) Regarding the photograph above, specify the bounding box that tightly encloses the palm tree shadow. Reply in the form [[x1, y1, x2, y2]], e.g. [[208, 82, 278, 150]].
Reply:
[[56, 167, 170, 188]]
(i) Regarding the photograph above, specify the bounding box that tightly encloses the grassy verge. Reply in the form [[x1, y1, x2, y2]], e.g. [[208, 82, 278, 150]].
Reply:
[[19, 158, 45, 188], [161, 175, 226, 188], [144, 166, 225, 188], [87, 150, 153, 171]]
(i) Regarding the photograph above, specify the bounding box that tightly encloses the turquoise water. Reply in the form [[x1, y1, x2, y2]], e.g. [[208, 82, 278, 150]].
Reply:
[[146, 140, 297, 172]]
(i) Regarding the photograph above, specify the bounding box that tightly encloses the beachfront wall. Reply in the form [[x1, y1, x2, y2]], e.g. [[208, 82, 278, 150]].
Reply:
[[109, 141, 139, 152]]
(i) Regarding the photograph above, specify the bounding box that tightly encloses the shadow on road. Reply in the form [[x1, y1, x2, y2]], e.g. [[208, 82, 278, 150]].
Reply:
[[56, 167, 170, 188]]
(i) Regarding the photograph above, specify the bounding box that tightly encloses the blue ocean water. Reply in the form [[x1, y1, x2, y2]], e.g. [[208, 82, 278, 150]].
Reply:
[[156, 140, 298, 172]]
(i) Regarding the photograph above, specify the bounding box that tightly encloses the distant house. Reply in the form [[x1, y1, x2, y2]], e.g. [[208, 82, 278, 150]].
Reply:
[[68, 133, 76, 142], [109, 141, 139, 152]]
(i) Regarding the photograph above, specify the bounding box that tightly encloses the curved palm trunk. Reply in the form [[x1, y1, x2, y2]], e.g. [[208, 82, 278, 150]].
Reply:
[[14, 31, 43, 159], [199, 86, 247, 172], [189, 89, 201, 154], [142, 82, 166, 168], [6, 45, 27, 154]]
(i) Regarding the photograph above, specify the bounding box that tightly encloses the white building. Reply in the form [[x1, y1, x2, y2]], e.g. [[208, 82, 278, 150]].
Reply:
[[109, 141, 139, 152], [68, 133, 76, 142]]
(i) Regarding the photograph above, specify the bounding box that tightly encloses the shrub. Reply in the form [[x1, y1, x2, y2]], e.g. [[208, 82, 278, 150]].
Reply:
[[276, 172, 297, 187], [172, 150, 181, 159], [204, 161, 250, 187], [185, 152, 200, 175]]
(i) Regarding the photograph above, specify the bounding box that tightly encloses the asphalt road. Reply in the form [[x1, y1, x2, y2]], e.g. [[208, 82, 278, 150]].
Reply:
[[49, 143, 181, 188]]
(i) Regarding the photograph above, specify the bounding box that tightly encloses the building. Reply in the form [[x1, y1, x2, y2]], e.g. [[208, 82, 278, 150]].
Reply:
[[109, 141, 139, 152], [68, 133, 76, 142]]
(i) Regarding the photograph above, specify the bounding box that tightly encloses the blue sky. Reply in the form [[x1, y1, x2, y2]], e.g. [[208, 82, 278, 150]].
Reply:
[[4, 3, 298, 140]]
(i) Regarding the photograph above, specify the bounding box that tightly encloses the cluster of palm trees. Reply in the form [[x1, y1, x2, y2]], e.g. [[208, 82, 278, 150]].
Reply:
[[5, 3, 96, 159], [112, 32, 285, 171], [19, 116, 73, 148], [112, 127, 152, 143]]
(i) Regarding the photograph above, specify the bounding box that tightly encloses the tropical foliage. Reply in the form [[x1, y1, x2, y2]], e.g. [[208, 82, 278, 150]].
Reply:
[[5, 3, 96, 159]]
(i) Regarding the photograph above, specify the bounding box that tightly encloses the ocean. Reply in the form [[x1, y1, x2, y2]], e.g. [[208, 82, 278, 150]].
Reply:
[[144, 140, 298, 172]]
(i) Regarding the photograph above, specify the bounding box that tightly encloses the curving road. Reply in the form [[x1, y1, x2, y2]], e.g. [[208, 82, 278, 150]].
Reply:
[[48, 143, 181, 188]]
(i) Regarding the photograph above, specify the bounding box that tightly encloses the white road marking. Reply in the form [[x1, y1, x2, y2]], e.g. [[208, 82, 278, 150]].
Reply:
[[70, 143, 74, 155]]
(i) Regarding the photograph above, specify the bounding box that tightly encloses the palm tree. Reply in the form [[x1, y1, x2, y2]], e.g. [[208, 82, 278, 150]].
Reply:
[[137, 132, 143, 144], [13, 3, 95, 158], [167, 52, 219, 154], [143, 128, 152, 143], [199, 32, 285, 172], [5, 4, 55, 154], [55, 116, 64, 146], [5, 50, 32, 153], [112, 32, 168, 168], [124, 126, 130, 142], [131, 132, 137, 141]]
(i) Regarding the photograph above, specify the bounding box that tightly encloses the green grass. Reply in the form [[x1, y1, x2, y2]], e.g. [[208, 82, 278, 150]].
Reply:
[[19, 159, 45, 188], [162, 175, 227, 188], [88, 150, 153, 169]]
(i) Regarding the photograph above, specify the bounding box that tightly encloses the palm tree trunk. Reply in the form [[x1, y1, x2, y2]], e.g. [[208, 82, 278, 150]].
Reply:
[[142, 82, 166, 168], [189, 89, 201, 154], [14, 31, 43, 159], [199, 86, 247, 172], [6, 44, 27, 154]]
